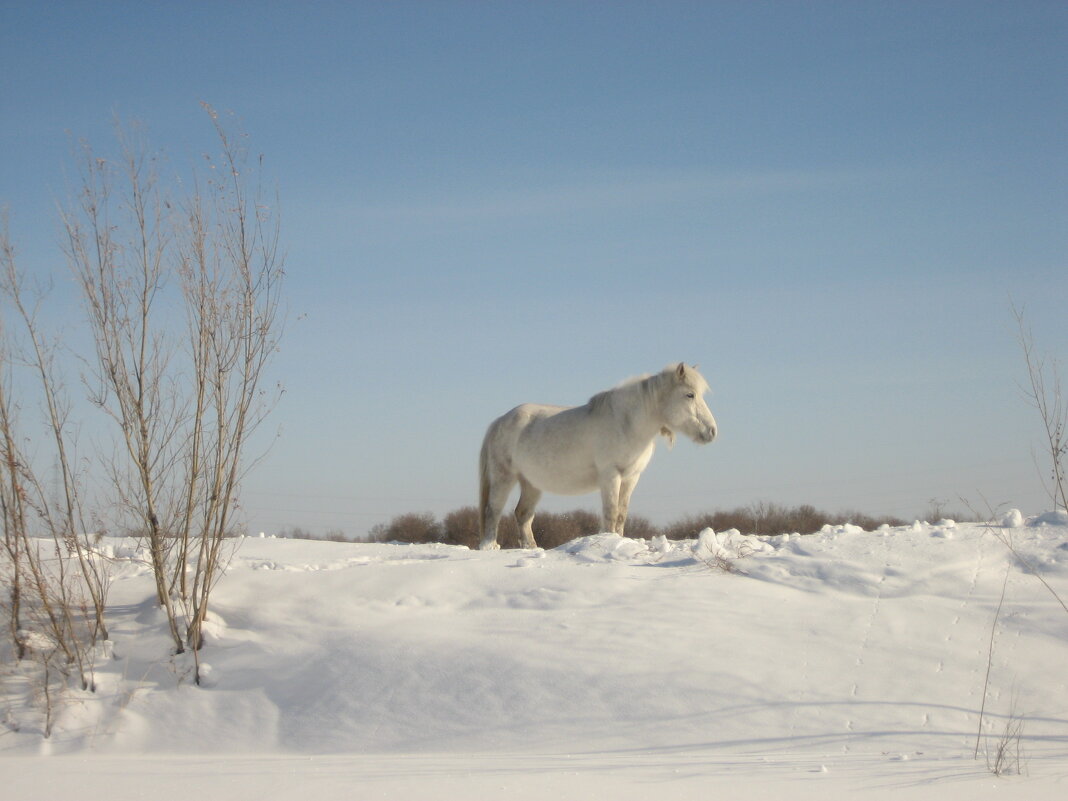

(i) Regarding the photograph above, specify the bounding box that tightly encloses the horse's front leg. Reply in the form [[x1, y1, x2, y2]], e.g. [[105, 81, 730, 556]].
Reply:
[[615, 474, 640, 537], [599, 473, 623, 534]]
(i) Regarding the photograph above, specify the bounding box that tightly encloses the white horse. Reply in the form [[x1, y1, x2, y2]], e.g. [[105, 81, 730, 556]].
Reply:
[[478, 363, 717, 550]]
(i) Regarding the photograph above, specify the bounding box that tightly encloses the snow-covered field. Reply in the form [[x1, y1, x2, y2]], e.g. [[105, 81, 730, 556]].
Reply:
[[4, 514, 1068, 799]]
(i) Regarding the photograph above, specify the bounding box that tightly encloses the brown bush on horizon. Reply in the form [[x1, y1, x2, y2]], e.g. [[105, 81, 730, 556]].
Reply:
[[359, 502, 908, 549]]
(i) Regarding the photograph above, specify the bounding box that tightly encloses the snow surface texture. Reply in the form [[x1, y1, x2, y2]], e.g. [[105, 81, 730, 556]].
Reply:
[[4, 515, 1068, 799]]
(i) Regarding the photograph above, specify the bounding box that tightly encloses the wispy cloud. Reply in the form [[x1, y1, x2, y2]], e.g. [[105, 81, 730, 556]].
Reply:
[[337, 167, 901, 224]]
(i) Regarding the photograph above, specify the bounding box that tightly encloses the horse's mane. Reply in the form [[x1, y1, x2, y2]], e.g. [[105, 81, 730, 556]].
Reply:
[[586, 364, 709, 413], [586, 369, 664, 411]]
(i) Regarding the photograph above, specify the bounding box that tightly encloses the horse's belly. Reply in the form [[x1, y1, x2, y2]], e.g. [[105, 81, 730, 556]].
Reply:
[[522, 461, 600, 495], [514, 440, 600, 495]]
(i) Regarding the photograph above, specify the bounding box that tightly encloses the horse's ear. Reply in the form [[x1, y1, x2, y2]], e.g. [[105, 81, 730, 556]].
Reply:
[[676, 363, 686, 379]]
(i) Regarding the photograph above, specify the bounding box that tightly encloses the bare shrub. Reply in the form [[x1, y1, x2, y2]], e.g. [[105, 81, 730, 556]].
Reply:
[[834, 508, 909, 531], [370, 513, 442, 544], [924, 498, 978, 524], [661, 503, 904, 539], [695, 537, 756, 575], [987, 707, 1026, 777], [1, 214, 110, 735], [60, 110, 283, 675], [974, 563, 1028, 777], [660, 513, 719, 540], [1015, 305, 1067, 512], [532, 509, 602, 549], [277, 527, 348, 542], [279, 527, 315, 540], [442, 506, 480, 548], [380, 502, 909, 551], [619, 514, 657, 540], [391, 506, 610, 550], [967, 310, 1068, 773], [444, 507, 602, 550], [1, 108, 284, 733], [443, 505, 524, 548]]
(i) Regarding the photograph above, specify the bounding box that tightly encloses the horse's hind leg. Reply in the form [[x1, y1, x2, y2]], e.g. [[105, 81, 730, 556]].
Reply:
[[514, 477, 542, 549], [480, 472, 515, 550]]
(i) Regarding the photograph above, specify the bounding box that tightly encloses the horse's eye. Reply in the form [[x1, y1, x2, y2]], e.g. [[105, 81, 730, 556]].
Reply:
[[686, 392, 695, 400]]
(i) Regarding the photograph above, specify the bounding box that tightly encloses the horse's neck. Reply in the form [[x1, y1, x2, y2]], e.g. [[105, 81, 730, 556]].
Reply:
[[616, 376, 667, 440]]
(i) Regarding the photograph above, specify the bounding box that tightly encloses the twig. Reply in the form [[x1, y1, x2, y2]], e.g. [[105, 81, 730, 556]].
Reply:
[[975, 564, 1010, 759]]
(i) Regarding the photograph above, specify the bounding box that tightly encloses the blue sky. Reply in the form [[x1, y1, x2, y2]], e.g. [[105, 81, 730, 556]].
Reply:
[[2, 1, 1066, 536]]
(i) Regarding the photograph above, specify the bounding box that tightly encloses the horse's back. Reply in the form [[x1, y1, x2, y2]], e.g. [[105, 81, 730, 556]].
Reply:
[[483, 403, 560, 454], [491, 402, 569, 430], [513, 402, 595, 442], [485, 403, 565, 449]]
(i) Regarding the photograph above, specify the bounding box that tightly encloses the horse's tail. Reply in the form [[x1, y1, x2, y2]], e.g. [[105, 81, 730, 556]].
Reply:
[[478, 431, 491, 543]]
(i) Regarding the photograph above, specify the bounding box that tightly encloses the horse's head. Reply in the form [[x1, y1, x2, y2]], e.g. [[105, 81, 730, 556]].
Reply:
[[660, 363, 717, 445]]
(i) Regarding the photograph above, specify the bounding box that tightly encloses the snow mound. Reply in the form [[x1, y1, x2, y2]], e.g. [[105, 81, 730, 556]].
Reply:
[[694, 527, 772, 564], [557, 530, 769, 567], [6, 520, 1068, 799], [556, 533, 664, 563], [1030, 509, 1068, 527], [1002, 508, 1025, 527], [820, 522, 866, 535]]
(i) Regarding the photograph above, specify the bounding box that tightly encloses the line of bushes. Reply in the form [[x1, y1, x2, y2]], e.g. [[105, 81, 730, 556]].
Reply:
[[361, 502, 909, 550]]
